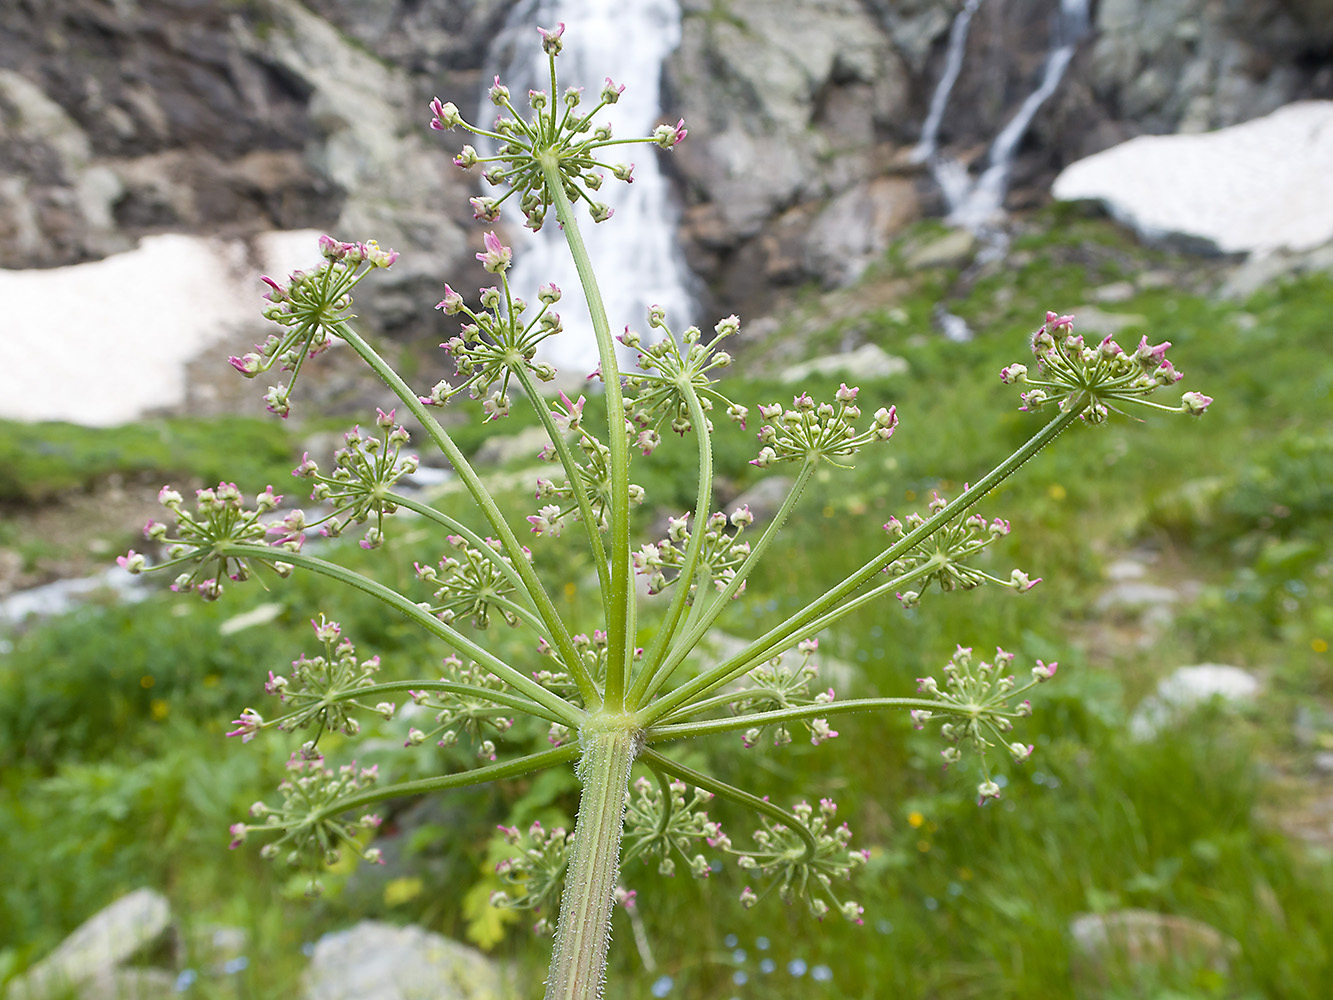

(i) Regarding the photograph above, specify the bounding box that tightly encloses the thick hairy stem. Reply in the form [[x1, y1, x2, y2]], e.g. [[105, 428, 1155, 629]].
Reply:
[[545, 715, 639, 1000], [540, 156, 632, 710]]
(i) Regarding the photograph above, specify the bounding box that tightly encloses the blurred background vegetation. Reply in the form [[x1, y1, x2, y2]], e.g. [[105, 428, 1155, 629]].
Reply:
[[2, 213, 1331, 998]]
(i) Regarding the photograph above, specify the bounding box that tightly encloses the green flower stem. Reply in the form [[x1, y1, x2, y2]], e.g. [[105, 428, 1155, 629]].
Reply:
[[220, 543, 582, 726], [540, 155, 632, 711], [641, 408, 1081, 727], [298, 679, 566, 726], [545, 716, 639, 1000], [481, 594, 554, 638], [628, 382, 716, 706], [310, 743, 580, 820], [640, 749, 818, 863], [649, 766, 676, 840], [647, 697, 952, 744], [512, 363, 611, 609], [331, 320, 597, 706], [384, 492, 533, 601], [654, 565, 937, 723], [638, 460, 817, 710]]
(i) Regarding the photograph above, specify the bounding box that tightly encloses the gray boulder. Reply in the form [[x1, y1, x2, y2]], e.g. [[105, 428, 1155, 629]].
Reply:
[[779, 343, 909, 384], [1129, 664, 1262, 740], [303, 922, 503, 1000], [5, 889, 172, 1000], [1070, 909, 1238, 979]]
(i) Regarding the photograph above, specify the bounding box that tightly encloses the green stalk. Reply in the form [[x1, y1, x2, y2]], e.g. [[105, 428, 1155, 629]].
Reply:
[[540, 156, 632, 710], [221, 543, 581, 726], [647, 697, 950, 743], [641, 408, 1081, 726], [311, 744, 580, 819], [331, 320, 597, 706], [638, 460, 816, 707], [304, 679, 566, 725], [545, 714, 639, 1000], [627, 382, 715, 707], [512, 363, 611, 609], [652, 564, 936, 723]]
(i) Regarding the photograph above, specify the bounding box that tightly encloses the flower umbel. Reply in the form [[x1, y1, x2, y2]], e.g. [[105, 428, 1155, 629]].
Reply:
[[751, 386, 898, 469], [232, 750, 384, 895], [123, 482, 289, 600], [253, 616, 383, 741], [231, 237, 397, 419], [289, 409, 419, 550], [1002, 311, 1212, 422], [622, 775, 724, 878], [912, 645, 1050, 801], [732, 798, 866, 923], [427, 30, 684, 230], [882, 490, 1039, 606], [491, 820, 571, 935], [632, 506, 755, 601], [425, 249, 561, 408], [414, 534, 532, 630]]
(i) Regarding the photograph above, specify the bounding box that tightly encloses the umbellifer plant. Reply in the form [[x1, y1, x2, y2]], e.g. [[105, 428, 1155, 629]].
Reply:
[[119, 23, 1213, 1000]]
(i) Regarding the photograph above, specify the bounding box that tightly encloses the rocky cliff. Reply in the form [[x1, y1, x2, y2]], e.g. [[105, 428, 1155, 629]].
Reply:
[[2, 0, 1330, 338]]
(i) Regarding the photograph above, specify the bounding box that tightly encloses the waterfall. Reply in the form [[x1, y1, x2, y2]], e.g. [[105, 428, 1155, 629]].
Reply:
[[918, 0, 1090, 232], [481, 0, 693, 379], [911, 0, 984, 165]]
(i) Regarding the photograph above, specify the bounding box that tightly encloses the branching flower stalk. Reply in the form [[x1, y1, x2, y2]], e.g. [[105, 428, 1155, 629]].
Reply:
[[119, 25, 1214, 1000]]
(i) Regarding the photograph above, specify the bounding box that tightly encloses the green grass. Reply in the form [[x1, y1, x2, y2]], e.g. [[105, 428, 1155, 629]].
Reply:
[[3, 214, 1331, 996], [0, 417, 300, 505]]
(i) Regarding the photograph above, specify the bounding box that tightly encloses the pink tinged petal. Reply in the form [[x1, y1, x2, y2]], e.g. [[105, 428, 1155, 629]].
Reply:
[[117, 550, 146, 573], [1181, 391, 1213, 415]]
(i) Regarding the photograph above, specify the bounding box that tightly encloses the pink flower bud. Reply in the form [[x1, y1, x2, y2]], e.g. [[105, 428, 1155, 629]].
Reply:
[[1181, 390, 1213, 415], [537, 21, 566, 55]]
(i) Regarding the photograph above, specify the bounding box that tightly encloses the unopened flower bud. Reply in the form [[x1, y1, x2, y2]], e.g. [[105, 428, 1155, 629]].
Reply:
[[1181, 390, 1213, 415], [429, 97, 462, 129], [537, 21, 565, 55], [1031, 659, 1058, 681]]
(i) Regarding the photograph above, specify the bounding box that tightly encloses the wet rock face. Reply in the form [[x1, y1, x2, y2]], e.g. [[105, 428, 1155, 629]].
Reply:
[[0, 0, 515, 340], [0, 0, 338, 269], [663, 0, 1330, 319], [664, 0, 915, 318], [2, 0, 1329, 337]]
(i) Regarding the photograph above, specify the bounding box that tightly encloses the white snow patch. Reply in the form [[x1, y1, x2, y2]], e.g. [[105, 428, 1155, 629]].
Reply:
[[1053, 101, 1333, 255], [0, 230, 324, 426]]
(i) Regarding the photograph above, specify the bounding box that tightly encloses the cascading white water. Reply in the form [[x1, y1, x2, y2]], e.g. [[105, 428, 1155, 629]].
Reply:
[[918, 0, 1090, 232], [911, 0, 984, 165], [482, 0, 693, 379]]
